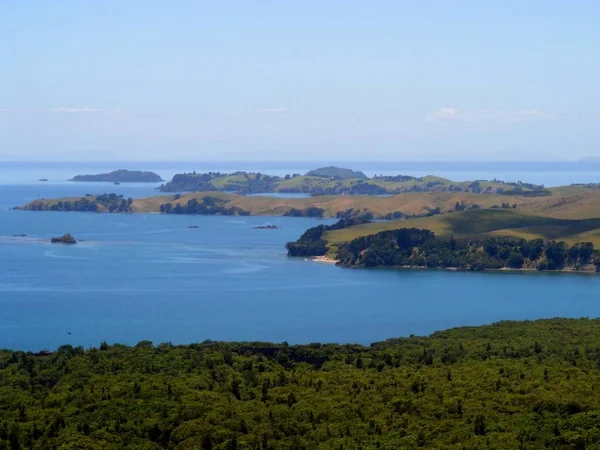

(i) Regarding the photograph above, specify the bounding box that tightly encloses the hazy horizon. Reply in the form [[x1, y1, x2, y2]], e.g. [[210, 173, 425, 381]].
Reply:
[[1, 1, 599, 161], [1, 156, 600, 164]]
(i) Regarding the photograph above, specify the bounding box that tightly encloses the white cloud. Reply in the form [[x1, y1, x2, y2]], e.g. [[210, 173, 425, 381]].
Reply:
[[43, 107, 108, 114], [516, 109, 555, 119], [0, 107, 116, 114], [259, 107, 297, 114], [425, 107, 559, 124], [425, 107, 461, 122]]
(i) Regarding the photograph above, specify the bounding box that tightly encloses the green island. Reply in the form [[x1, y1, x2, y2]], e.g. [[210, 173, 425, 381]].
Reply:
[[69, 170, 164, 183], [158, 166, 551, 196], [2, 318, 600, 449]]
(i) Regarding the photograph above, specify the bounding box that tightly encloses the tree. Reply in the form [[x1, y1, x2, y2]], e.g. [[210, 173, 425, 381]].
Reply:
[[507, 252, 524, 269], [474, 414, 487, 435]]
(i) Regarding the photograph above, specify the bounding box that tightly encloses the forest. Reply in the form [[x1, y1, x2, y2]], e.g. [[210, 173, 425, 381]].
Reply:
[[27, 194, 134, 213], [283, 207, 325, 218], [159, 196, 250, 216], [2, 318, 600, 449], [336, 229, 600, 271]]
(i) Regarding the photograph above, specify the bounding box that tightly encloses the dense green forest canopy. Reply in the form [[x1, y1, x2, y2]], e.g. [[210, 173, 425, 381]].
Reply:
[[69, 170, 164, 183], [2, 319, 600, 449], [25, 193, 133, 213], [336, 229, 600, 271], [159, 196, 250, 216]]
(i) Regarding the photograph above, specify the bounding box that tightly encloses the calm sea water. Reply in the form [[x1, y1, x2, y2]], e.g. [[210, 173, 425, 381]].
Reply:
[[1, 162, 600, 351]]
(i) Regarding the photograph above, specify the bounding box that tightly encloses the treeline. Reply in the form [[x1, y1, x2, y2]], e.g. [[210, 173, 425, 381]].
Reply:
[[95, 193, 133, 213], [160, 196, 250, 216], [500, 188, 552, 197], [336, 207, 444, 221], [283, 207, 325, 218], [2, 318, 600, 448], [573, 182, 600, 189], [29, 194, 133, 213], [295, 182, 388, 196], [337, 229, 600, 271], [160, 172, 285, 194], [286, 217, 371, 256], [373, 174, 419, 182]]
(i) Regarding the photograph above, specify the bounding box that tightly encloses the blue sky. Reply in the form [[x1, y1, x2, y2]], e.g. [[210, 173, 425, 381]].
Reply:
[[0, 1, 598, 161]]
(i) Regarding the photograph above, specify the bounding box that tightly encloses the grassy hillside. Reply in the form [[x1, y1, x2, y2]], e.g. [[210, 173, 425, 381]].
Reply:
[[2, 318, 600, 449], [19, 187, 600, 220], [326, 209, 600, 247]]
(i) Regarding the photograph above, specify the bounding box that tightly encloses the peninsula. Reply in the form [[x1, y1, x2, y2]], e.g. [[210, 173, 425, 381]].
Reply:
[[69, 169, 164, 183]]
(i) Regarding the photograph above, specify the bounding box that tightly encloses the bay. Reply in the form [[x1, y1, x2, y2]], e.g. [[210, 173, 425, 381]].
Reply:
[[1, 163, 600, 351]]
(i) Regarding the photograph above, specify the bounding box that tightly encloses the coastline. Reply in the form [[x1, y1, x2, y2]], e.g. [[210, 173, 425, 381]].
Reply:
[[330, 262, 599, 274], [311, 256, 338, 264]]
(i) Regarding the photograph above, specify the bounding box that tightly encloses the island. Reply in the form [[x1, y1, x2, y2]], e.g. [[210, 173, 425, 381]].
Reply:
[[50, 233, 77, 244], [305, 165, 368, 180], [158, 166, 551, 196], [253, 224, 279, 229], [38, 178, 48, 182], [69, 169, 164, 183]]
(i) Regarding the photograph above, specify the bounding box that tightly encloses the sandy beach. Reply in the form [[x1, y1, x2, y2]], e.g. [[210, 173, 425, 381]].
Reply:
[[312, 256, 338, 264]]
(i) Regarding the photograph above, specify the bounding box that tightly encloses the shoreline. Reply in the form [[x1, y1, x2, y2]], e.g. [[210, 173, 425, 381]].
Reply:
[[311, 256, 338, 264], [329, 262, 599, 274]]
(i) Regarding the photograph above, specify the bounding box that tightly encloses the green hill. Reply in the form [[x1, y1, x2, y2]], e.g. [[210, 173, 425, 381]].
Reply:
[[326, 209, 600, 247]]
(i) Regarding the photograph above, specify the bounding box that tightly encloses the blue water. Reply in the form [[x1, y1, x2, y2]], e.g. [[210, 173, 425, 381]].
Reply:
[[2, 160, 600, 187], [1, 162, 600, 351]]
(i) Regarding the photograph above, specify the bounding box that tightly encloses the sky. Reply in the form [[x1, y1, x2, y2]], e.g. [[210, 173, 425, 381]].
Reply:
[[0, 1, 599, 161]]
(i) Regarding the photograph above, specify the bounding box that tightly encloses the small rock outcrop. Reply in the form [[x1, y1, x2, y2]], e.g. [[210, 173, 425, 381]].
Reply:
[[51, 233, 77, 244], [253, 224, 279, 230]]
